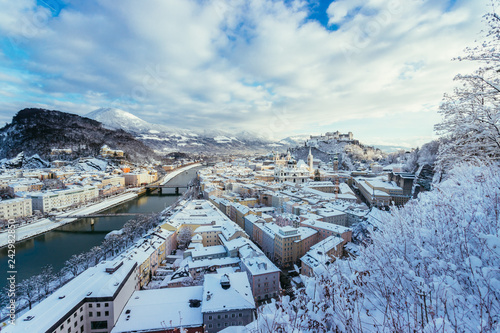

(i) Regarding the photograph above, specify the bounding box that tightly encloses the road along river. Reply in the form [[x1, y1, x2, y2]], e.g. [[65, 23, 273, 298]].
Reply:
[[0, 166, 201, 292]]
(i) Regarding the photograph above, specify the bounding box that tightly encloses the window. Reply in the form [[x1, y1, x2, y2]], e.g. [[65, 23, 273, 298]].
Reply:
[[232, 313, 235, 318], [89, 304, 93, 308], [97, 312, 101, 317], [217, 323, 221, 328], [89, 312, 93, 317], [105, 311, 109, 316], [225, 314, 228, 318], [104, 303, 109, 307], [60, 324, 64, 330], [74, 322, 77, 327], [80, 326, 84, 333], [239, 313, 242, 317], [73, 313, 77, 318], [96, 303, 101, 308], [225, 323, 229, 327], [67, 328, 71, 333], [80, 316, 83, 322], [208, 324, 213, 328], [90, 321, 108, 330], [67, 319, 70, 324], [217, 315, 221, 319], [208, 315, 212, 320]]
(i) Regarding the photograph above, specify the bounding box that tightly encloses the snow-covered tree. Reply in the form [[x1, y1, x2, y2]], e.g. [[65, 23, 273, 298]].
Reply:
[[177, 226, 193, 249], [64, 254, 85, 277], [17, 275, 42, 310], [251, 162, 500, 332], [39, 264, 54, 296], [435, 7, 500, 174]]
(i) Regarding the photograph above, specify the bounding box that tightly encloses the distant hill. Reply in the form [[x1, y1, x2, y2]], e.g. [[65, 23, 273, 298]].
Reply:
[[0, 108, 158, 163], [289, 134, 385, 170], [86, 107, 281, 154]]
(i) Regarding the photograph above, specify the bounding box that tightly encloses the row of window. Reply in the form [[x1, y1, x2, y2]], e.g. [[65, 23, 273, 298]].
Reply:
[[88, 311, 109, 317], [56, 303, 110, 333], [208, 321, 243, 329], [88, 302, 109, 308], [207, 312, 243, 320]]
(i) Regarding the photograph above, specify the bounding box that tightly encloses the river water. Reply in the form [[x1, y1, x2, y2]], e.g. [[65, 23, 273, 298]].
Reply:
[[0, 166, 201, 292]]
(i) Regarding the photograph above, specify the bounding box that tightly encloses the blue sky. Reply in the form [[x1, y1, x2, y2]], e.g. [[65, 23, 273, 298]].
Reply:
[[0, 0, 489, 148]]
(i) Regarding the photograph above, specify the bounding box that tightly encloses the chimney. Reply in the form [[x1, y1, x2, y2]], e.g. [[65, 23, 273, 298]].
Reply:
[[220, 274, 230, 290]]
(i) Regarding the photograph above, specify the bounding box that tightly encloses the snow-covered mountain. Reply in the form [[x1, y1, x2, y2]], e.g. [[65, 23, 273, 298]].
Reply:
[[86, 108, 175, 134], [86, 108, 285, 154], [279, 134, 311, 148]]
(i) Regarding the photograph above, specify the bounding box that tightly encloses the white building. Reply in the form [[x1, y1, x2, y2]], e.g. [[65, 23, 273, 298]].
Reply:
[[4, 259, 138, 333], [30, 186, 99, 213], [274, 160, 311, 184], [0, 198, 32, 220]]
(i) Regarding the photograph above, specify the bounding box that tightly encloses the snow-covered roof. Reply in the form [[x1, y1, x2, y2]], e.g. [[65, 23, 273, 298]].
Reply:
[[111, 287, 204, 333], [301, 219, 351, 234], [202, 272, 255, 313], [168, 200, 230, 228], [300, 235, 344, 275], [186, 256, 241, 270], [190, 244, 227, 259], [5, 258, 137, 333], [239, 245, 280, 276]]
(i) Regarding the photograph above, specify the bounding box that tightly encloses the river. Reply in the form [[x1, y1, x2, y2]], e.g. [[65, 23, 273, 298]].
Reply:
[[0, 166, 201, 292]]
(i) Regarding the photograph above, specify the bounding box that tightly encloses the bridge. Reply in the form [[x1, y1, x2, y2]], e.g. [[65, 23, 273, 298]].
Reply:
[[50, 213, 146, 219], [145, 184, 190, 194]]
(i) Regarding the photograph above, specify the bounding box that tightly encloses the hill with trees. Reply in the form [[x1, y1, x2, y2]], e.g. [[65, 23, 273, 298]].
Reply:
[[0, 108, 159, 165]]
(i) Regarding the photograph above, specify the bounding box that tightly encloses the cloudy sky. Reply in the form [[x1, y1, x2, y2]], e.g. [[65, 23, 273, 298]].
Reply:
[[0, 0, 491, 147]]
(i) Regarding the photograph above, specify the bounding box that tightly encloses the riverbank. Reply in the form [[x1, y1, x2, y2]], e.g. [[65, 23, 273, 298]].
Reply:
[[0, 163, 202, 248], [160, 162, 201, 184], [0, 191, 138, 248]]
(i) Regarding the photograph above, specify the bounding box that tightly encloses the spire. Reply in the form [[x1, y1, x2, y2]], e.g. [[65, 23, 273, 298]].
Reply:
[[308, 147, 313, 172]]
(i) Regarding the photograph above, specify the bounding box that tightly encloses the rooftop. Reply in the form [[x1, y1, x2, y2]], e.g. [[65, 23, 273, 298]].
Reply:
[[111, 286, 204, 333]]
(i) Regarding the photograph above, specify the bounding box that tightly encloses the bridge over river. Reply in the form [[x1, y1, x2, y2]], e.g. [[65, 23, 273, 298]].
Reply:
[[49, 212, 147, 219]]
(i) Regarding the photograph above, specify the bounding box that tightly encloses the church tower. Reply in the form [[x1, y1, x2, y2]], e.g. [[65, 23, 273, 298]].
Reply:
[[307, 147, 313, 172]]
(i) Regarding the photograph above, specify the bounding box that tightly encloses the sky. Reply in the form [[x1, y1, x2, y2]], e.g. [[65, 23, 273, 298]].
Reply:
[[0, 0, 492, 148]]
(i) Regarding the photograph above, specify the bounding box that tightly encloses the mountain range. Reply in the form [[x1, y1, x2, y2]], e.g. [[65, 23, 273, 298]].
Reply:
[[86, 108, 283, 154]]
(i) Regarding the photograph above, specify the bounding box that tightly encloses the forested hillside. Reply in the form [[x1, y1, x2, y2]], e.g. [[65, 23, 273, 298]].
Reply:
[[0, 108, 158, 163]]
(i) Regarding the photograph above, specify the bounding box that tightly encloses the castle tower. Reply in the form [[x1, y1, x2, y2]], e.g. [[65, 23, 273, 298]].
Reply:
[[307, 147, 313, 172]]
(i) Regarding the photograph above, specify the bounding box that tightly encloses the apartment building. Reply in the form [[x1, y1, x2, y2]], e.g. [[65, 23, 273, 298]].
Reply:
[[30, 186, 99, 213], [0, 198, 32, 220], [239, 244, 281, 301]]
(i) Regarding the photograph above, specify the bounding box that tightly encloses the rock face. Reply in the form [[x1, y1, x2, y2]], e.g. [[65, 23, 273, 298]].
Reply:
[[0, 108, 158, 163]]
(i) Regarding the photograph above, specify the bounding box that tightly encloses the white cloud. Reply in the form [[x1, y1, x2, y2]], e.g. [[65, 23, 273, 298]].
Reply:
[[0, 0, 492, 147]]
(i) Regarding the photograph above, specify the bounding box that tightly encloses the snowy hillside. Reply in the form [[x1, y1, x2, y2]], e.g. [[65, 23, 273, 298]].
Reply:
[[86, 108, 283, 154], [86, 108, 176, 134]]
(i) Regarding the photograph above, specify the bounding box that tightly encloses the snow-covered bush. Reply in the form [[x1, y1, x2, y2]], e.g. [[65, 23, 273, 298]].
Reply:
[[250, 162, 500, 332]]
